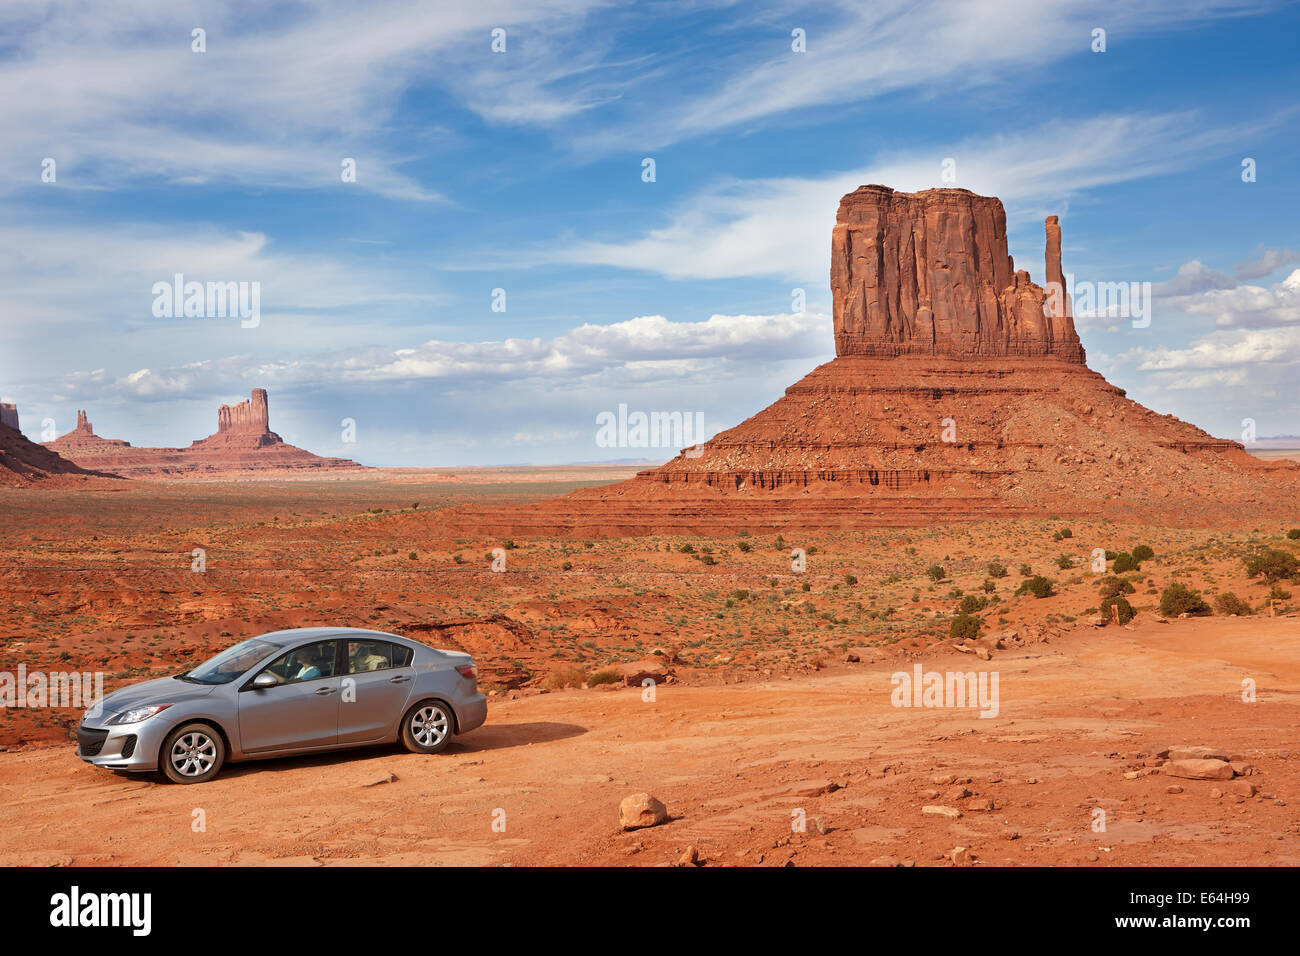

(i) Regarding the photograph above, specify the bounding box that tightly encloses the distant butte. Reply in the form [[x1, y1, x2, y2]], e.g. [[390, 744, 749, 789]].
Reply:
[[447, 185, 1300, 535], [0, 403, 113, 486], [44, 388, 364, 479]]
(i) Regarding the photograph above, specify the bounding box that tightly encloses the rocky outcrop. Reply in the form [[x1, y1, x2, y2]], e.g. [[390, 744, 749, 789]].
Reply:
[[43, 389, 364, 478], [1, 404, 112, 486], [831, 186, 1084, 362]]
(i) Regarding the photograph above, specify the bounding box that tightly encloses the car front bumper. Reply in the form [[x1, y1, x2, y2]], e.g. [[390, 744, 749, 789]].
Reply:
[[76, 719, 166, 771]]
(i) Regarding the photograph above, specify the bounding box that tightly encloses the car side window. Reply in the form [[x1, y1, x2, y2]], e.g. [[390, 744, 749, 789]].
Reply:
[[346, 640, 412, 673], [263, 641, 337, 684]]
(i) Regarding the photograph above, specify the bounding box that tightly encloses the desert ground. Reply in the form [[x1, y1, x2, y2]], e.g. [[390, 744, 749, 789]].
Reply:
[[1, 467, 1298, 866]]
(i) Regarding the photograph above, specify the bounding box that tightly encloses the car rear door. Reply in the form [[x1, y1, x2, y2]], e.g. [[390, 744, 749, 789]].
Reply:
[[338, 639, 416, 744], [238, 640, 341, 753]]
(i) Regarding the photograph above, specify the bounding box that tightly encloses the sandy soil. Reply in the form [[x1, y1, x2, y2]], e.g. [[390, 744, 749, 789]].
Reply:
[[1, 471, 1297, 866], [1, 614, 1296, 867]]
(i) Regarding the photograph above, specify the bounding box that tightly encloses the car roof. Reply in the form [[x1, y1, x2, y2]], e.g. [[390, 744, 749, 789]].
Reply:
[[254, 626, 420, 649]]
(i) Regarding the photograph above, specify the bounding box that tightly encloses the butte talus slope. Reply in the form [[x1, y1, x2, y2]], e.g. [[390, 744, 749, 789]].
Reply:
[[465, 185, 1298, 535]]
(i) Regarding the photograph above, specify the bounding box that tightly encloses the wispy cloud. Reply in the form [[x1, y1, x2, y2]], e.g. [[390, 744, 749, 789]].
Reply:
[[0, 0, 606, 199], [571, 0, 1271, 153], [528, 112, 1276, 282]]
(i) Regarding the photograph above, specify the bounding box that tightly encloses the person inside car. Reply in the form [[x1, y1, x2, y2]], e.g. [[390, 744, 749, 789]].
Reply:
[[294, 650, 324, 681]]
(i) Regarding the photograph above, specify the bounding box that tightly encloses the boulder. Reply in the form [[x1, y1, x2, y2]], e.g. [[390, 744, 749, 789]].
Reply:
[[1163, 759, 1234, 781], [617, 658, 674, 686], [619, 792, 668, 830]]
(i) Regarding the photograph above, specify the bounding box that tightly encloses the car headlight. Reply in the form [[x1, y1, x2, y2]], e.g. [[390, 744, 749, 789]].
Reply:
[[107, 704, 172, 725]]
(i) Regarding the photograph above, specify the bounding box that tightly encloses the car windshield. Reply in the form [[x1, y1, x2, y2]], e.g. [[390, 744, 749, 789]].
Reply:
[[183, 639, 280, 685]]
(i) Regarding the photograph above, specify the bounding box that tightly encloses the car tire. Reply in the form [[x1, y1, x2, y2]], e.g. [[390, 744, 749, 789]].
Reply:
[[160, 722, 225, 784], [401, 700, 454, 754]]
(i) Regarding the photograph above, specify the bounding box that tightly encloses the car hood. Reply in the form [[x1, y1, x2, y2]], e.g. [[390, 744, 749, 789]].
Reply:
[[89, 675, 219, 722]]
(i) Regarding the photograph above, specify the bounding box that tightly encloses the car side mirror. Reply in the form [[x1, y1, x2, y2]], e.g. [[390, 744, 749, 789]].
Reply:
[[251, 672, 279, 689]]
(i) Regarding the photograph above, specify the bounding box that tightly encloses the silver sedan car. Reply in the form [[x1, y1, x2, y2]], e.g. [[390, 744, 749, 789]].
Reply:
[[75, 627, 487, 783]]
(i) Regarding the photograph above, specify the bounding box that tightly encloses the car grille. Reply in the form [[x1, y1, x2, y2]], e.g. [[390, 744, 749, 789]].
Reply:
[[119, 735, 137, 759], [77, 725, 109, 757]]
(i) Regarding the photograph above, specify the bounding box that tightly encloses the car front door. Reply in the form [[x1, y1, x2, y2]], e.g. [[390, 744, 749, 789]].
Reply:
[[338, 640, 416, 744], [238, 640, 341, 753]]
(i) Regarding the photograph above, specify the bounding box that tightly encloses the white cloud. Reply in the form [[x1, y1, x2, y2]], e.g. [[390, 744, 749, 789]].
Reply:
[[1182, 269, 1300, 329], [50, 310, 834, 400], [1126, 325, 1300, 372]]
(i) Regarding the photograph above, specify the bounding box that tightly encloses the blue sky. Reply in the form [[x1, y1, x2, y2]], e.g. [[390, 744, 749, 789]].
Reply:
[[3, 0, 1298, 465]]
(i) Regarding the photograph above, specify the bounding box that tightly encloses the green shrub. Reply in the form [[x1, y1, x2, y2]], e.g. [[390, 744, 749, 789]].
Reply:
[[1055, 554, 1074, 569], [844, 574, 858, 586], [587, 668, 621, 686], [1286, 529, 1300, 540], [925, 564, 945, 582], [1017, 563, 1032, 576], [949, 613, 982, 641], [1213, 592, 1252, 616], [1131, 544, 1155, 562], [981, 577, 997, 593], [1098, 575, 1135, 599], [1016, 576, 1055, 598], [986, 562, 1008, 578], [1112, 553, 1139, 573], [1159, 584, 1211, 617], [737, 540, 753, 553], [1100, 595, 1137, 624], [958, 594, 988, 614], [1244, 549, 1298, 582]]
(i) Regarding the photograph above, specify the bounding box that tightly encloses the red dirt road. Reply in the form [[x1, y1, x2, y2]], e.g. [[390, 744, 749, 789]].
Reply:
[[1, 615, 1297, 866]]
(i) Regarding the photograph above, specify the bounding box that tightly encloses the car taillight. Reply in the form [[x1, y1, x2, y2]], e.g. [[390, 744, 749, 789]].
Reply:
[[455, 664, 477, 680]]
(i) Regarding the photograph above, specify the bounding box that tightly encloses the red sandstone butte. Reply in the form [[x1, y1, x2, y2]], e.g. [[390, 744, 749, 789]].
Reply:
[[445, 185, 1300, 537], [0, 404, 114, 486], [44, 389, 364, 479]]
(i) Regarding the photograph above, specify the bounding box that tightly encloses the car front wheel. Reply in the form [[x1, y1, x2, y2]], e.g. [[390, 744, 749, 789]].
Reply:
[[401, 701, 454, 754], [161, 723, 225, 784]]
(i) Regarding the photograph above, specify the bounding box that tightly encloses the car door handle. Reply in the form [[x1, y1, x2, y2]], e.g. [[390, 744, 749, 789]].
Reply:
[[315, 687, 336, 696], [388, 676, 411, 684]]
